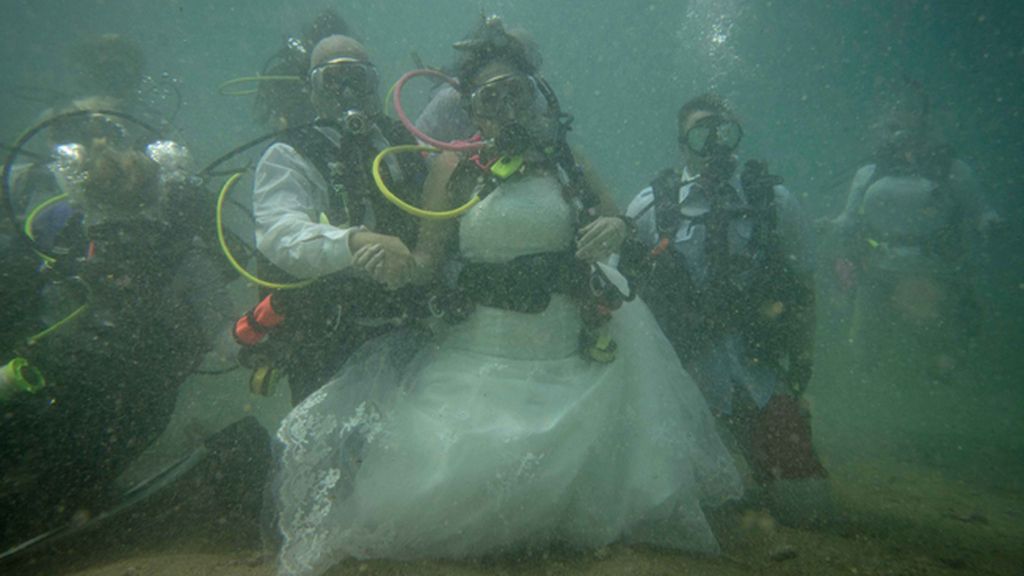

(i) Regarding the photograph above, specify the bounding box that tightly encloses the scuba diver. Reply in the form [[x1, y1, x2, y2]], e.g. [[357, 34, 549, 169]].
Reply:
[[412, 22, 546, 146], [2, 100, 156, 362], [236, 34, 427, 405], [272, 17, 741, 574], [9, 98, 153, 244], [0, 125, 237, 554], [9, 32, 154, 228], [828, 91, 1000, 382], [252, 8, 353, 130], [621, 93, 831, 526], [8, 32, 185, 265]]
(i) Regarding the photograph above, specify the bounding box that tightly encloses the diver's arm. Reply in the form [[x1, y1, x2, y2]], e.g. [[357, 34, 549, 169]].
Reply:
[[775, 186, 816, 277], [252, 143, 361, 279], [612, 186, 658, 281], [414, 85, 475, 144], [408, 151, 461, 285], [831, 164, 876, 230]]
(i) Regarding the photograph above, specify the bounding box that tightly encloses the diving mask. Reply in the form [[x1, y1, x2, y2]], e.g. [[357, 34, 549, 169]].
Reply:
[[468, 73, 538, 120], [680, 115, 743, 157], [310, 58, 379, 104]]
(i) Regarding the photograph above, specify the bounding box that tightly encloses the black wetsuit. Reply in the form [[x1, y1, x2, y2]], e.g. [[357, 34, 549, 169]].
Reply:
[[0, 213, 225, 549]]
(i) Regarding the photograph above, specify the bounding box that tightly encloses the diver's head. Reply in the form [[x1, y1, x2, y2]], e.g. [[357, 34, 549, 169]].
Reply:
[[874, 88, 955, 180], [677, 92, 742, 179], [308, 35, 379, 131], [464, 61, 540, 146], [876, 123, 953, 181], [55, 139, 161, 230], [872, 78, 958, 178], [71, 34, 145, 103], [455, 17, 551, 154]]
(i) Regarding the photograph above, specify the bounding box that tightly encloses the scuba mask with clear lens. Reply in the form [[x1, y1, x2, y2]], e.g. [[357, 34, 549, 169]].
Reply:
[[469, 74, 538, 120], [681, 116, 743, 157], [310, 60, 379, 109]]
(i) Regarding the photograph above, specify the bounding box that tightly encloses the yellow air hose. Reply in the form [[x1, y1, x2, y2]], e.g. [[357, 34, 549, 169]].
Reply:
[[217, 172, 313, 290], [217, 142, 478, 290], [372, 145, 480, 220], [27, 304, 88, 345], [21, 194, 87, 342], [23, 192, 69, 266]]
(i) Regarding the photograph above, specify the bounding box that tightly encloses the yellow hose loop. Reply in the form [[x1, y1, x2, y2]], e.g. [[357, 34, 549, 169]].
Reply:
[[216, 172, 314, 290], [23, 192, 69, 266], [28, 304, 87, 345], [372, 145, 480, 220], [24, 193, 68, 241], [218, 75, 303, 97]]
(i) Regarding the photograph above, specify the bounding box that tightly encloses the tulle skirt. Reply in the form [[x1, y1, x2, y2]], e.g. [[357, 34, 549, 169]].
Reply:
[[274, 294, 742, 576]]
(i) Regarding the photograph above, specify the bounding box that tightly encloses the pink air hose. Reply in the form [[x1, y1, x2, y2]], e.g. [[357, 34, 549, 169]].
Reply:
[[392, 69, 486, 153]]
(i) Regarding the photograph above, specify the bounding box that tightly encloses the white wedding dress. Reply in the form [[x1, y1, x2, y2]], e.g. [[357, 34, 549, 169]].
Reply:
[[274, 174, 742, 576]]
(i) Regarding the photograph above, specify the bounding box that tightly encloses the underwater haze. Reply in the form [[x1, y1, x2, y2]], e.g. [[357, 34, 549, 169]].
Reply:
[[1, 1, 1022, 575]]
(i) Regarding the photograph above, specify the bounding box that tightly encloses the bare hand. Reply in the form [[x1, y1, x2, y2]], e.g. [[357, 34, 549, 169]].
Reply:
[[353, 236, 414, 290], [576, 216, 628, 262]]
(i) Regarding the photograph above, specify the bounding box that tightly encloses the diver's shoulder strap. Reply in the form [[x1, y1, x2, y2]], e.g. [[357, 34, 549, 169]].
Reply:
[[277, 125, 371, 228], [651, 168, 684, 240], [550, 141, 601, 219], [740, 160, 782, 219], [740, 159, 786, 259], [274, 125, 337, 197], [277, 125, 337, 184]]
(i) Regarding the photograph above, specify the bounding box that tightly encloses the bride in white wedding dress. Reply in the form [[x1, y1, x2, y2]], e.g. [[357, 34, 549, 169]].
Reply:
[[274, 23, 742, 576]]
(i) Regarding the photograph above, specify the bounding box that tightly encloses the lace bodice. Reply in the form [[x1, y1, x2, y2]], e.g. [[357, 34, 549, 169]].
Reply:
[[458, 173, 574, 264]]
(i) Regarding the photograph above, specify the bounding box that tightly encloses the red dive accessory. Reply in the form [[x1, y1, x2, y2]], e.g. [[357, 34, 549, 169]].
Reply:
[[233, 293, 286, 347]]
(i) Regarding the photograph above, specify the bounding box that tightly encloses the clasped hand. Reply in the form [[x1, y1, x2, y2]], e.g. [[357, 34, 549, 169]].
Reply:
[[575, 216, 628, 262], [353, 235, 415, 290]]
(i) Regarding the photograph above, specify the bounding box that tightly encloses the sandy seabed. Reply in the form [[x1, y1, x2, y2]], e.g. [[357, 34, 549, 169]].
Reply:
[[9, 452, 1022, 576]]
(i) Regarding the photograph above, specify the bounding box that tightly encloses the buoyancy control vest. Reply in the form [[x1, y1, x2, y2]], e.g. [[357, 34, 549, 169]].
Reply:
[[855, 146, 963, 262], [433, 140, 623, 363], [441, 137, 601, 311], [235, 116, 428, 398], [633, 160, 812, 365], [254, 116, 425, 286]]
